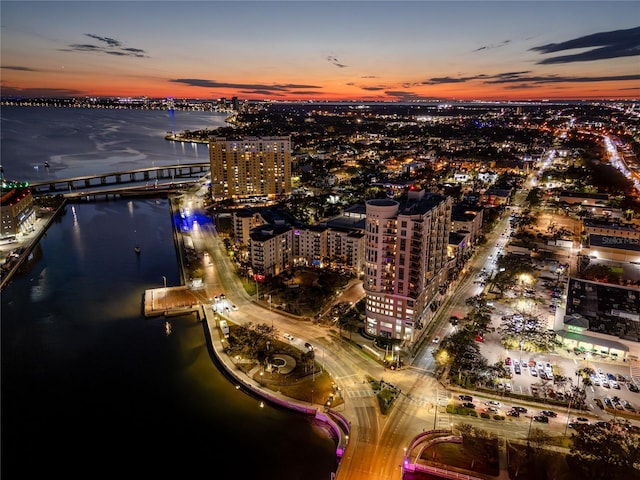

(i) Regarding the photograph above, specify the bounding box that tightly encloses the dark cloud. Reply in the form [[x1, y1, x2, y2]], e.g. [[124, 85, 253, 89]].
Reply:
[[326, 56, 347, 68], [62, 34, 147, 58], [503, 84, 538, 90], [237, 89, 287, 97], [360, 86, 386, 91], [384, 90, 445, 102], [420, 70, 640, 87], [1, 65, 39, 72], [85, 34, 122, 48], [531, 26, 640, 63], [422, 74, 489, 85], [170, 78, 322, 94], [485, 73, 640, 84], [492, 71, 531, 79], [473, 40, 511, 52], [67, 44, 103, 52], [0, 86, 84, 97]]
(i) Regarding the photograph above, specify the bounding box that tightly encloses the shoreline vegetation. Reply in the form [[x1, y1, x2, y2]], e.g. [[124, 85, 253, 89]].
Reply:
[[164, 114, 238, 143]]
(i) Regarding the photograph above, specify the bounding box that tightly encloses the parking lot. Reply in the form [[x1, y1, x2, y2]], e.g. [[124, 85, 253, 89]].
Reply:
[[470, 248, 640, 418]]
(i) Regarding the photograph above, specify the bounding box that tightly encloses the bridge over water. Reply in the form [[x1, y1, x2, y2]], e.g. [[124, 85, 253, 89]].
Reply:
[[28, 162, 210, 196]]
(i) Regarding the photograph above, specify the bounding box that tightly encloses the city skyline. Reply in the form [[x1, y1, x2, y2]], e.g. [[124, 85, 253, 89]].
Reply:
[[1, 1, 639, 102]]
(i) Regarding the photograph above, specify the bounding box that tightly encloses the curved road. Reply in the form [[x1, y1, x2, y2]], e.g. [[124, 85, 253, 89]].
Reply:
[[182, 168, 578, 480]]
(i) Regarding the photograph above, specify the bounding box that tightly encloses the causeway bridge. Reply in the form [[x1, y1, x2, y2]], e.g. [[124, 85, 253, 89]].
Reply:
[[28, 162, 210, 196]]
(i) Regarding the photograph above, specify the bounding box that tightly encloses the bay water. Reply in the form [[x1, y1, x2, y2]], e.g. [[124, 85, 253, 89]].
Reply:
[[0, 107, 338, 479]]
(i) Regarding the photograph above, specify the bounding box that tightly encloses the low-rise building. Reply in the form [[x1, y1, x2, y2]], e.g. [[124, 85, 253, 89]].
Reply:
[[0, 182, 35, 238]]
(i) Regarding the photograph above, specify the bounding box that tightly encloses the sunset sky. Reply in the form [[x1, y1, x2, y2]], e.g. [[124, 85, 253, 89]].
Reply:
[[1, 1, 639, 102]]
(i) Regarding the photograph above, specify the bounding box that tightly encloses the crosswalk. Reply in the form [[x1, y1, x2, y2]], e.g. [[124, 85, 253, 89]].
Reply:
[[343, 378, 443, 407]]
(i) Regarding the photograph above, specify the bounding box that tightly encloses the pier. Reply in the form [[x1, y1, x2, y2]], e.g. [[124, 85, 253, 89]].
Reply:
[[143, 285, 203, 318]]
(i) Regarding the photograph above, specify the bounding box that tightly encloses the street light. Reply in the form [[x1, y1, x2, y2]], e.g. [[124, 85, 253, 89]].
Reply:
[[564, 397, 573, 436], [432, 402, 439, 430], [519, 340, 524, 367], [433, 385, 439, 430], [162, 275, 167, 312], [527, 415, 534, 447]]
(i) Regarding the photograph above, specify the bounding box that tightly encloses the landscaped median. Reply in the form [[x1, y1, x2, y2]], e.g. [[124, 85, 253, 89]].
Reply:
[[447, 403, 506, 421], [366, 376, 402, 414]]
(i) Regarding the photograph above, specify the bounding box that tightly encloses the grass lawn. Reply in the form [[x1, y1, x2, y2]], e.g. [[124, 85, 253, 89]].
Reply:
[[420, 440, 500, 477], [255, 367, 339, 406]]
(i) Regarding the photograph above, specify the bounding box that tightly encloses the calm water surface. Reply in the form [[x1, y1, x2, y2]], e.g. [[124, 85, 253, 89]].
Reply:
[[0, 108, 338, 479]]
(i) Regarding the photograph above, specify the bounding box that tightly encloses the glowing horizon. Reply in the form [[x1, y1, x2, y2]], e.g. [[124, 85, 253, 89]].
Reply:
[[1, 1, 639, 102]]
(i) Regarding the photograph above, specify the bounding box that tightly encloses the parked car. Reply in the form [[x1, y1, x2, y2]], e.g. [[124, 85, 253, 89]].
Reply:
[[461, 402, 476, 409], [628, 383, 640, 393], [432, 336, 440, 344], [541, 410, 557, 417], [507, 410, 519, 417], [458, 395, 473, 402], [485, 400, 501, 407], [283, 333, 294, 341], [304, 342, 314, 351], [533, 415, 549, 423], [512, 406, 527, 413], [575, 417, 589, 423], [484, 407, 499, 413]]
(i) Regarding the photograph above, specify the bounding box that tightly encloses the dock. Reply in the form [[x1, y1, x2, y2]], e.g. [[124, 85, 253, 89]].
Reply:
[[144, 285, 203, 317]]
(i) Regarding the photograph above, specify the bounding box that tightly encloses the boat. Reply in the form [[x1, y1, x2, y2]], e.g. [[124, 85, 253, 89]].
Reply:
[[134, 229, 141, 254]]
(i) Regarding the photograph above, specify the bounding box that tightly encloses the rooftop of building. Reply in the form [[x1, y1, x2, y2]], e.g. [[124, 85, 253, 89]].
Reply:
[[588, 234, 640, 252], [249, 223, 292, 241], [584, 219, 639, 232]]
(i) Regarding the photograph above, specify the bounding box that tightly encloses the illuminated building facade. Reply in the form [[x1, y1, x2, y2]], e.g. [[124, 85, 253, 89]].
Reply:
[[249, 224, 292, 277], [209, 136, 291, 199], [0, 181, 35, 238], [364, 188, 452, 344]]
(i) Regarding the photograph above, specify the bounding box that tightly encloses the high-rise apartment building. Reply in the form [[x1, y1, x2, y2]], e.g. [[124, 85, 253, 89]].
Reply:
[[364, 188, 452, 345], [209, 136, 291, 199]]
